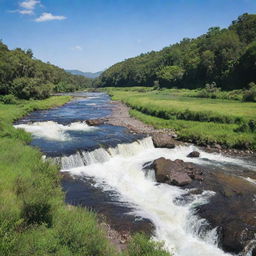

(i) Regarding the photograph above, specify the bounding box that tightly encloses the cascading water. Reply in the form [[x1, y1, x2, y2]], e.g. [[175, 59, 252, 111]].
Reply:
[[14, 93, 256, 256], [58, 137, 255, 256]]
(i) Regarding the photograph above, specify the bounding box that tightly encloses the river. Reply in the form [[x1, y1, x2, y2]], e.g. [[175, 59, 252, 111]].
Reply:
[[14, 92, 256, 256]]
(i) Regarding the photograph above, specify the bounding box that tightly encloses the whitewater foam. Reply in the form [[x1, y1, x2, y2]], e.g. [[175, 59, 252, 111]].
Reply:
[[61, 137, 243, 256], [14, 121, 97, 141]]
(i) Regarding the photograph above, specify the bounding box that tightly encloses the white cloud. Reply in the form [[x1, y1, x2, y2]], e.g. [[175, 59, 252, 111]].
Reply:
[[19, 0, 40, 10], [72, 45, 83, 51], [35, 12, 66, 22], [10, 0, 40, 15], [19, 9, 33, 15]]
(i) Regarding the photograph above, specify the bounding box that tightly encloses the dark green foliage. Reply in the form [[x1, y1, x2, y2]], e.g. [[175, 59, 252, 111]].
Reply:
[[197, 82, 221, 98], [11, 77, 52, 99], [97, 14, 256, 90], [21, 203, 52, 227], [0, 41, 92, 99], [0, 95, 17, 104], [235, 119, 256, 133], [156, 65, 184, 86], [243, 82, 256, 102]]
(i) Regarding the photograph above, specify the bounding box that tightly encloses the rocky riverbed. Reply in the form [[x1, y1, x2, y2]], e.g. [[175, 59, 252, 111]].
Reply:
[[92, 100, 256, 255], [17, 93, 256, 255]]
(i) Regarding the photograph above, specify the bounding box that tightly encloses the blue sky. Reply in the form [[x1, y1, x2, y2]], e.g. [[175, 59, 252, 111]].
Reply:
[[0, 0, 256, 72]]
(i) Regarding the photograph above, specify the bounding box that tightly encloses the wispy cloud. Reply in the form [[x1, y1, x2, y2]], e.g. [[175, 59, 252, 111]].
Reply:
[[9, 1, 67, 21], [35, 12, 66, 22], [19, 0, 40, 10], [72, 45, 83, 51], [19, 9, 34, 15]]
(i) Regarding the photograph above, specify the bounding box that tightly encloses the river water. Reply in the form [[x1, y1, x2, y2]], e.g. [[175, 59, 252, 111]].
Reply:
[[14, 92, 256, 256]]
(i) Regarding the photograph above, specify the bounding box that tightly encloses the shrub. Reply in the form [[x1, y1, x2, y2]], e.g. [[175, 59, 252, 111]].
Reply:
[[0, 95, 17, 104], [235, 119, 256, 132], [198, 82, 221, 98], [11, 77, 53, 100], [243, 82, 256, 102]]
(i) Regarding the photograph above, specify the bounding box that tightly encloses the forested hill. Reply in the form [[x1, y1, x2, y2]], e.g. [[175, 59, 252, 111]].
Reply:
[[97, 13, 256, 90], [0, 41, 92, 100], [66, 69, 103, 79]]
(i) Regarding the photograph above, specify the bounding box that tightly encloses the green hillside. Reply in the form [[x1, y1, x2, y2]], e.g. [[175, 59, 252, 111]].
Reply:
[[97, 13, 256, 90], [0, 41, 92, 101]]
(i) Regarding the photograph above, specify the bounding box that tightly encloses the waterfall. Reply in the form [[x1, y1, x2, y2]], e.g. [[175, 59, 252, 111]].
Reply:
[[57, 137, 239, 256], [57, 137, 154, 170]]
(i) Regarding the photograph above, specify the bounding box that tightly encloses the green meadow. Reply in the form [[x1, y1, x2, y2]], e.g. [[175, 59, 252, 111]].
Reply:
[[106, 87, 256, 150], [0, 96, 169, 256]]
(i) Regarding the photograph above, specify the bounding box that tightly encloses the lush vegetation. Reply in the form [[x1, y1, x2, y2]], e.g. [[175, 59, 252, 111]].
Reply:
[[0, 41, 92, 101], [106, 87, 256, 150], [96, 14, 256, 93], [0, 96, 170, 256]]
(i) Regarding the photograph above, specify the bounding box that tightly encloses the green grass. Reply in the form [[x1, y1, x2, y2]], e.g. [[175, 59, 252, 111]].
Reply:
[[0, 96, 170, 256], [106, 87, 256, 150]]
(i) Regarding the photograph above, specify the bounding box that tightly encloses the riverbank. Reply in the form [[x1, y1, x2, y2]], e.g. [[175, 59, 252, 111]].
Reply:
[[0, 95, 171, 256], [101, 94, 256, 255], [104, 87, 256, 154], [103, 99, 254, 157]]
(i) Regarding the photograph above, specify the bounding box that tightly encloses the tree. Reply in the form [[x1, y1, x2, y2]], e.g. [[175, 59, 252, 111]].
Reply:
[[156, 66, 184, 86]]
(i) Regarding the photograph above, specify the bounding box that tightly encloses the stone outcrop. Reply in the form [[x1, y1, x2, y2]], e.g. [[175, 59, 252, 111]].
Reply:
[[196, 171, 256, 254], [147, 157, 203, 186]]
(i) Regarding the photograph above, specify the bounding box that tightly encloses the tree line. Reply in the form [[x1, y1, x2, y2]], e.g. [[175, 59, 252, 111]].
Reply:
[[0, 42, 92, 100], [96, 13, 256, 91]]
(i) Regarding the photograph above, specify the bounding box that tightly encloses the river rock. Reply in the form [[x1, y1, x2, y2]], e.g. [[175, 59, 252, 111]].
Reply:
[[152, 134, 175, 148], [149, 157, 204, 186], [187, 151, 200, 158], [86, 119, 105, 126], [194, 171, 256, 254]]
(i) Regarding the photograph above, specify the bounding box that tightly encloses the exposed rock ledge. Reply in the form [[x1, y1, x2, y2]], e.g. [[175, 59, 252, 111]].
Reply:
[[144, 157, 203, 186]]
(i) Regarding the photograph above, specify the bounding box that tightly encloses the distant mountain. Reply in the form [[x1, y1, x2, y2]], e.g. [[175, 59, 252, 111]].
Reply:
[[66, 69, 103, 79]]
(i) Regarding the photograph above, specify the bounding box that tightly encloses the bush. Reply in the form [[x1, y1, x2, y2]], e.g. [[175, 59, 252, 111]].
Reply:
[[11, 77, 53, 100], [0, 95, 17, 104], [243, 82, 256, 102], [197, 82, 221, 99], [235, 119, 256, 132]]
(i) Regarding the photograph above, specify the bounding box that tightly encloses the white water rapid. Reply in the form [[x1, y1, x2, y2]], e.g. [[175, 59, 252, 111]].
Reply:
[[60, 137, 255, 256], [14, 121, 97, 141]]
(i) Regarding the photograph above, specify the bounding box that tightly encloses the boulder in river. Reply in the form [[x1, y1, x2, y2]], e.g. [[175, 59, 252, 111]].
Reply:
[[148, 157, 204, 186], [86, 119, 105, 126], [187, 151, 200, 158], [194, 171, 256, 254], [152, 134, 175, 148]]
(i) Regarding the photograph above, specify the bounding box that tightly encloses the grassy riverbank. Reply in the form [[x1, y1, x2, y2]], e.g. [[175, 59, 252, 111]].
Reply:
[[106, 87, 256, 150], [0, 96, 169, 256]]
